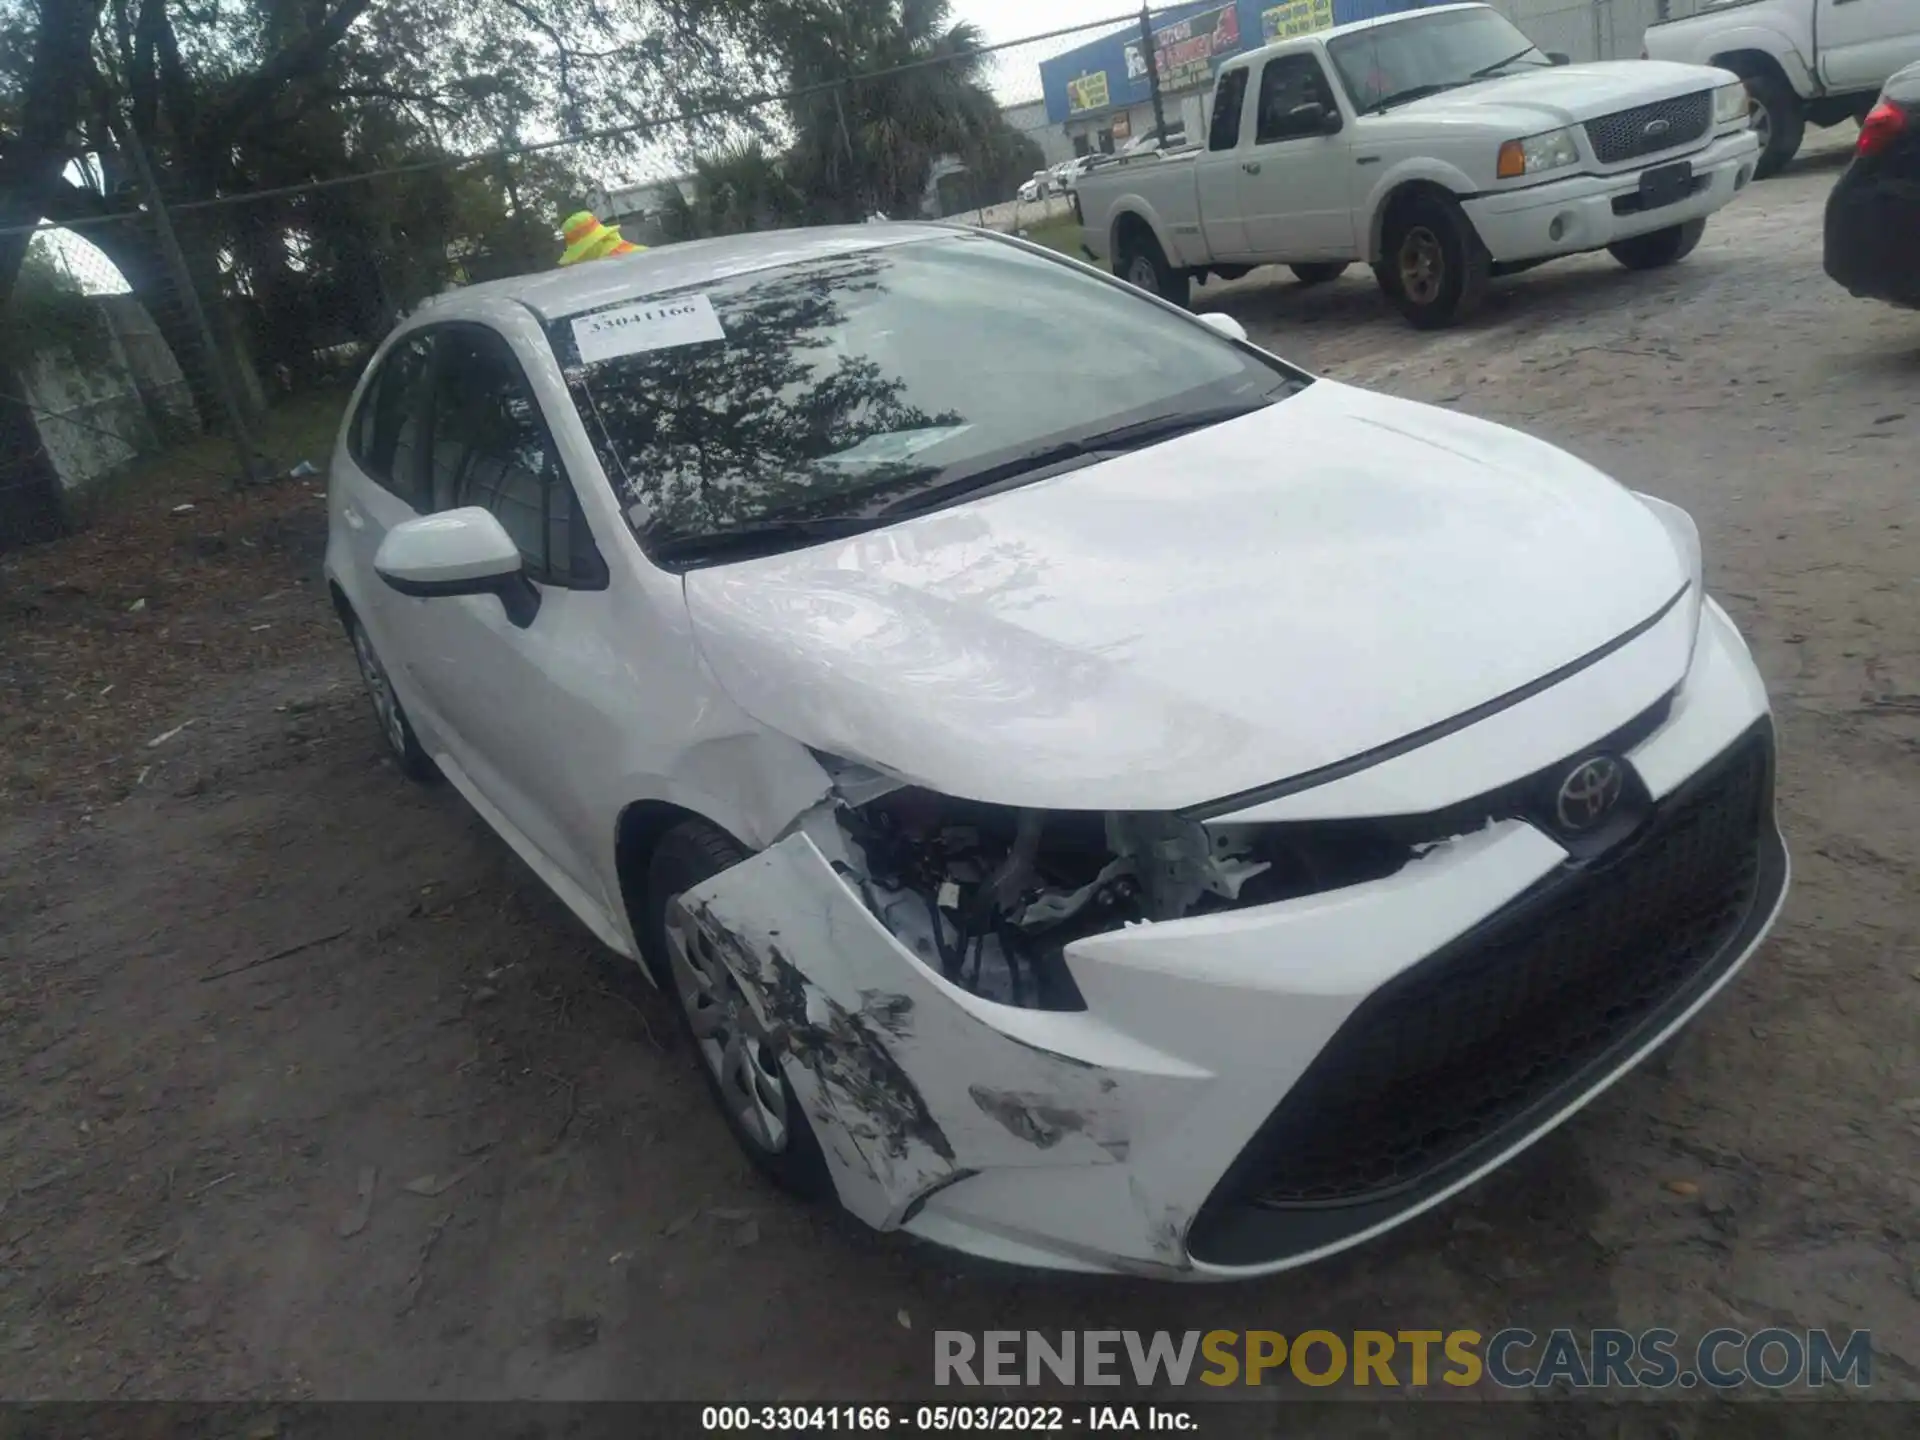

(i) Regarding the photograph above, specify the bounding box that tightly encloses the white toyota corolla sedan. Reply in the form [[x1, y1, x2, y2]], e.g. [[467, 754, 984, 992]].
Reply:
[[325, 224, 1787, 1279]]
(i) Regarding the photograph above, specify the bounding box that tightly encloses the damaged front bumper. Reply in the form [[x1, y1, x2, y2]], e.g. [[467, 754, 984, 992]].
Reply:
[[676, 599, 1788, 1278]]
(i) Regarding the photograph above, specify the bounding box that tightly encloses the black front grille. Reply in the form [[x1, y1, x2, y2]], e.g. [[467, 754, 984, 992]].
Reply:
[[1221, 727, 1771, 1215], [1586, 92, 1713, 164]]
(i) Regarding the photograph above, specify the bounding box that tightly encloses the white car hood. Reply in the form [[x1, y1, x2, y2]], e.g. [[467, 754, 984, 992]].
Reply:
[[683, 381, 1688, 812], [1386, 60, 1722, 132]]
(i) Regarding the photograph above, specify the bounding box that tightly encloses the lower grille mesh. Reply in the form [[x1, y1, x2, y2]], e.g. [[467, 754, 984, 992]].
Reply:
[[1238, 731, 1769, 1209]]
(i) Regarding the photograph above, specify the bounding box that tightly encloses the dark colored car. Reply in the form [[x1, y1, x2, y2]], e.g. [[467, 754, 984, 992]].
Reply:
[[1824, 61, 1920, 310]]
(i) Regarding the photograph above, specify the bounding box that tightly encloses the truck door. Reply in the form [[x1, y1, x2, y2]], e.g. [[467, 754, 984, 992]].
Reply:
[[1196, 66, 1254, 261], [1819, 0, 1920, 93], [1238, 52, 1356, 261]]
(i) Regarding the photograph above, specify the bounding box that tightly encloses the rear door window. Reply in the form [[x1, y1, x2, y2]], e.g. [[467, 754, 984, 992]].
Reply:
[[349, 334, 433, 508], [425, 327, 607, 589], [1210, 68, 1250, 150]]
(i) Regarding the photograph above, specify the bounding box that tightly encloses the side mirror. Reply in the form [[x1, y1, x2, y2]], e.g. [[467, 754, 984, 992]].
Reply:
[[1288, 101, 1341, 135], [1197, 311, 1249, 343], [375, 507, 540, 627], [1547, 51, 1571, 65]]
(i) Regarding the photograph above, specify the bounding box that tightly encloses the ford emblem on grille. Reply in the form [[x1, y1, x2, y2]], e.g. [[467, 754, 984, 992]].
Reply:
[[1555, 756, 1626, 832], [1643, 117, 1672, 138]]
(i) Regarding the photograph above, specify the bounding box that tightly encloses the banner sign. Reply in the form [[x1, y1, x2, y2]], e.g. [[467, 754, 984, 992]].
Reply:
[[1123, 4, 1245, 94], [1261, 0, 1335, 42], [1066, 70, 1111, 114]]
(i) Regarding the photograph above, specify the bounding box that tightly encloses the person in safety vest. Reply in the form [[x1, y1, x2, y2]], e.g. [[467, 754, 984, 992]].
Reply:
[[558, 210, 644, 266]]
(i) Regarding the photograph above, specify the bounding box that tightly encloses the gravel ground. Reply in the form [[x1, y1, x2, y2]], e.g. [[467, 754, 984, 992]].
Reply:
[[1, 130, 1916, 1418]]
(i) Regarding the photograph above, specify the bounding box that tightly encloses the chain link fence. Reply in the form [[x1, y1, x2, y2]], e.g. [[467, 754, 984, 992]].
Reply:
[[1, 0, 1684, 550], [0, 10, 1158, 552]]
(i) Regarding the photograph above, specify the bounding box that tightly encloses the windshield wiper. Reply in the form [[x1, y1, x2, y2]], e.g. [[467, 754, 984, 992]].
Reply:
[[1075, 398, 1276, 451], [869, 439, 1093, 519], [1369, 81, 1464, 113], [872, 397, 1284, 521], [1468, 46, 1548, 79], [648, 514, 882, 565]]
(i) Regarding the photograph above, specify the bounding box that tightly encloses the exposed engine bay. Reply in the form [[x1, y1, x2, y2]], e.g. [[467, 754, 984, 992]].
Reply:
[[827, 781, 1422, 1010]]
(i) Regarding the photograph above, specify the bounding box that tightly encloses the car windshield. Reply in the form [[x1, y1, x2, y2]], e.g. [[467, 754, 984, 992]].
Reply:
[[551, 234, 1306, 567], [1328, 8, 1551, 112]]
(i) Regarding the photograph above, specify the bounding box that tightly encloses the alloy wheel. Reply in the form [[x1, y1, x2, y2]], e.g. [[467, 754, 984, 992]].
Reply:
[[663, 903, 791, 1154], [1398, 226, 1445, 307], [1127, 254, 1160, 294], [351, 623, 408, 760]]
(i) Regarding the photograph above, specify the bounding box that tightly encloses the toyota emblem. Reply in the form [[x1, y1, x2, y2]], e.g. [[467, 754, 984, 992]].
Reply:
[[1555, 756, 1625, 832]]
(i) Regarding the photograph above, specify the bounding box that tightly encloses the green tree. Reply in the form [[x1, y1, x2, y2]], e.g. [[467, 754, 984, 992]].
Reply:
[[655, 140, 807, 240], [779, 0, 998, 220], [668, 0, 1039, 233], [0, 0, 768, 414]]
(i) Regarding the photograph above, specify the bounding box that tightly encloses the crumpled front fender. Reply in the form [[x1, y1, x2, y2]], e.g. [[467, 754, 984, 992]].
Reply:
[[675, 832, 1203, 1237]]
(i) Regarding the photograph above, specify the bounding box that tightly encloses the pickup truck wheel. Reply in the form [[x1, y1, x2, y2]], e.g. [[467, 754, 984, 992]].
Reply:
[[1607, 218, 1707, 271], [1290, 262, 1349, 286], [1743, 72, 1804, 179], [1376, 193, 1490, 329], [1116, 232, 1192, 308]]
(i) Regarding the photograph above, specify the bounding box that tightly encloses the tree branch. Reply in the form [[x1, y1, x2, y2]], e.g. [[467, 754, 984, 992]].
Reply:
[[500, 0, 585, 137], [207, 0, 375, 137]]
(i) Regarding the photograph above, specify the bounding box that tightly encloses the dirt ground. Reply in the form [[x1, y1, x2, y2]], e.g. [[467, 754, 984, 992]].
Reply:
[[3, 130, 1917, 1414]]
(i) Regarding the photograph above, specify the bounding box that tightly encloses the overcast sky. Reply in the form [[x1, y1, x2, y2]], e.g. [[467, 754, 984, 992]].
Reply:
[[963, 1, 1140, 104]]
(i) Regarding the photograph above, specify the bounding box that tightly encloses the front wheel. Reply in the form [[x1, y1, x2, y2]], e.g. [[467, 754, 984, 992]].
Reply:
[[645, 821, 832, 1199], [1375, 193, 1490, 329], [1743, 72, 1805, 179], [1290, 262, 1349, 286], [1115, 230, 1192, 308], [1607, 219, 1706, 271]]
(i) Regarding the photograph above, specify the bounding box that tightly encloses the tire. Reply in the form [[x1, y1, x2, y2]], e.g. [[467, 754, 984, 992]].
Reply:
[[1742, 71, 1804, 179], [645, 820, 833, 1199], [1607, 218, 1707, 271], [347, 614, 437, 783], [1375, 192, 1490, 329], [1115, 228, 1192, 308], [1290, 262, 1349, 286]]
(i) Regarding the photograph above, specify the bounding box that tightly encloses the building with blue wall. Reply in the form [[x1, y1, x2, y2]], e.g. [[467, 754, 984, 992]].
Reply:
[[1038, 0, 1438, 153]]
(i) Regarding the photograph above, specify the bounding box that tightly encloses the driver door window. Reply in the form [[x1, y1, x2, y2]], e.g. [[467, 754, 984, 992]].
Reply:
[[426, 328, 607, 589], [1255, 55, 1341, 144]]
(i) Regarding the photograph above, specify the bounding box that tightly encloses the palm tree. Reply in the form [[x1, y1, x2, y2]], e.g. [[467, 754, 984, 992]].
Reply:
[[656, 140, 808, 240], [775, 0, 1004, 221]]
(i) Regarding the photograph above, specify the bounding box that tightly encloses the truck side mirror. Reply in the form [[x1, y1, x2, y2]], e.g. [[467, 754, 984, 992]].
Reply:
[[1547, 51, 1571, 65]]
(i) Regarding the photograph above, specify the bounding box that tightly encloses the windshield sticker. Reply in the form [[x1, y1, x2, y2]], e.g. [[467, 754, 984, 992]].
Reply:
[[572, 293, 725, 363]]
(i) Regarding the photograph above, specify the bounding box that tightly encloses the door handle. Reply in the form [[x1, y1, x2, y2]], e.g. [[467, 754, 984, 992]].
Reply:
[[1242, 161, 1262, 175], [342, 505, 365, 531]]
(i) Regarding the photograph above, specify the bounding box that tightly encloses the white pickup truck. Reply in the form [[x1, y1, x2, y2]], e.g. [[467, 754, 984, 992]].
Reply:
[[1074, 2, 1761, 327], [1644, 0, 1920, 177]]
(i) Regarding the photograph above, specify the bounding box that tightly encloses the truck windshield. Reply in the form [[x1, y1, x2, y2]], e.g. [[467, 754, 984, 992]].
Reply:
[[550, 234, 1307, 568], [1328, 8, 1551, 112]]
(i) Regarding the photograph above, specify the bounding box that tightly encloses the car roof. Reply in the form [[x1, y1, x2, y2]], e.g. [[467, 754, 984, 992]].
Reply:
[[414, 223, 959, 325]]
